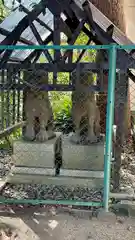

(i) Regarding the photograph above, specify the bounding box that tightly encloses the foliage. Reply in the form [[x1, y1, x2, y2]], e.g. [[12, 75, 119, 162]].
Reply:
[[0, 0, 8, 22], [0, 128, 22, 152], [54, 95, 73, 134]]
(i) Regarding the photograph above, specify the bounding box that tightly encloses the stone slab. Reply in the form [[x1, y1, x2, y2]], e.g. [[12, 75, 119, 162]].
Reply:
[[11, 166, 104, 178], [62, 135, 104, 171], [113, 200, 135, 217], [7, 173, 104, 188], [12, 132, 61, 168]]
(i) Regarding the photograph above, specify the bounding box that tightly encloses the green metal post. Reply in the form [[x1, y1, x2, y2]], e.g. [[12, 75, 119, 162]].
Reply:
[[103, 44, 117, 212]]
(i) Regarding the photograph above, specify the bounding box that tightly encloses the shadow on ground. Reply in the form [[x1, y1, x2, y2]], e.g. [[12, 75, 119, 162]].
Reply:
[[0, 206, 135, 239]]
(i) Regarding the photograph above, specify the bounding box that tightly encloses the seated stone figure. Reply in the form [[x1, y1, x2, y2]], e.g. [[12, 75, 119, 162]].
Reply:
[[24, 71, 56, 142], [70, 71, 100, 144]]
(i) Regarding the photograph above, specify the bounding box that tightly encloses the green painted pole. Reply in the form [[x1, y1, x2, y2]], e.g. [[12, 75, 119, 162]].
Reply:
[[103, 44, 117, 212], [0, 44, 134, 50]]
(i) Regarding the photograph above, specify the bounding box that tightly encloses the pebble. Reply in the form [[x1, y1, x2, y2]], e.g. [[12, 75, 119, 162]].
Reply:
[[2, 184, 103, 203], [0, 151, 12, 177], [117, 216, 125, 224], [127, 226, 132, 231], [123, 186, 134, 195], [129, 163, 135, 175]]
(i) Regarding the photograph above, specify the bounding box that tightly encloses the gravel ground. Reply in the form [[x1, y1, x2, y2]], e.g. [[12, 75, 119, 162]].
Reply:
[[0, 150, 13, 178], [120, 142, 135, 193], [0, 207, 134, 239], [2, 184, 103, 203]]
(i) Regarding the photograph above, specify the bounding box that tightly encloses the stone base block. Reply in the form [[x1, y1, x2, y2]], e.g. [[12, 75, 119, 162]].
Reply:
[[62, 135, 104, 171], [7, 173, 104, 188], [12, 132, 62, 169], [113, 200, 135, 217]]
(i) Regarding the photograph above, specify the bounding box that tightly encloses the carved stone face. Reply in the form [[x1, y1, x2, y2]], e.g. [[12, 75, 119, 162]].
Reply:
[[72, 71, 94, 87]]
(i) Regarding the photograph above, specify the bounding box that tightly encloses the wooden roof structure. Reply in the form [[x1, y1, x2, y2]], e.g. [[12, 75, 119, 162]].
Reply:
[[0, 0, 135, 84]]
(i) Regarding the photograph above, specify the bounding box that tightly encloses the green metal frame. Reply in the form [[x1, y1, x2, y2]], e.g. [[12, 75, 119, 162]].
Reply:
[[0, 44, 135, 50], [0, 199, 103, 207], [103, 44, 117, 211], [0, 44, 133, 211]]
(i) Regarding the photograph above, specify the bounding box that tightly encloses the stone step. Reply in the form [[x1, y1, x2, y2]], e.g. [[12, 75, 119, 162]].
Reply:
[[11, 166, 104, 179], [113, 200, 135, 217], [7, 173, 103, 188]]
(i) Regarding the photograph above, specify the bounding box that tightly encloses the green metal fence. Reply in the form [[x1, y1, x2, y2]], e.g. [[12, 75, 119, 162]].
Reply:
[[0, 44, 134, 212]]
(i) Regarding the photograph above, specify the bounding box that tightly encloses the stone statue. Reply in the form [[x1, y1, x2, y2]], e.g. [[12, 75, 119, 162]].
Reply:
[[70, 70, 100, 144], [24, 70, 56, 142]]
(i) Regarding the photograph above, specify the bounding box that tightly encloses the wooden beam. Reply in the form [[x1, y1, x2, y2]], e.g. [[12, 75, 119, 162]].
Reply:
[[73, 0, 134, 68], [128, 69, 135, 83], [53, 14, 61, 61], [70, 1, 85, 20], [33, 52, 42, 63], [0, 2, 44, 47], [58, 0, 75, 19], [67, 19, 86, 45], [53, 14, 61, 84], [6, 69, 11, 127], [75, 38, 91, 63], [1, 70, 5, 129], [59, 18, 72, 39], [0, 84, 101, 92], [0, 121, 26, 139], [61, 19, 86, 63], [30, 22, 53, 63], [68, 51, 73, 84], [82, 1, 96, 35], [45, 0, 62, 15], [19, 4, 53, 33], [0, 62, 134, 71], [0, 27, 35, 45], [0, 0, 44, 66], [96, 25, 114, 91], [23, 33, 53, 63], [17, 71, 21, 122], [65, 16, 79, 33]]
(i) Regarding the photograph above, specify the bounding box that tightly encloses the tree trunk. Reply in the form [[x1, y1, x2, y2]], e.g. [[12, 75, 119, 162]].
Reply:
[[91, 0, 126, 32], [93, 0, 130, 135], [93, 0, 131, 191]]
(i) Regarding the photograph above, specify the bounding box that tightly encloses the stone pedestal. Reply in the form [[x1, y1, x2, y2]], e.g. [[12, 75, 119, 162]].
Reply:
[[9, 133, 104, 188], [62, 135, 104, 171], [12, 132, 62, 173]]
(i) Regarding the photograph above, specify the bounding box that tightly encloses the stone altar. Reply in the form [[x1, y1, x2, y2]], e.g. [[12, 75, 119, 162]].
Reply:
[[12, 132, 62, 176], [61, 134, 104, 172]]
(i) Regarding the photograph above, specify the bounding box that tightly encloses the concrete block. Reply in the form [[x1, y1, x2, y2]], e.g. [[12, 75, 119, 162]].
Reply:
[[12, 132, 62, 169], [7, 173, 104, 188], [62, 135, 104, 171], [114, 200, 135, 218]]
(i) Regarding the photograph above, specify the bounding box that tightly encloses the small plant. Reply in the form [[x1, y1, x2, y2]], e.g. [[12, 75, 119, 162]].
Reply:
[[53, 94, 73, 134], [55, 107, 73, 134]]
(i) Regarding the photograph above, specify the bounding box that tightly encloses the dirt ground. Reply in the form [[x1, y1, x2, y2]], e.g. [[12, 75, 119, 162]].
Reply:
[[0, 207, 134, 240]]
